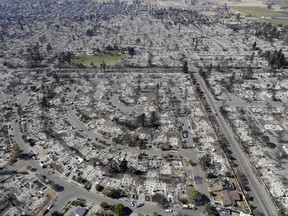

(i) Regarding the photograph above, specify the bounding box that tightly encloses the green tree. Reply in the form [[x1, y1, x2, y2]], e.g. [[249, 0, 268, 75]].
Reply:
[[152, 193, 168, 208], [138, 113, 146, 127], [199, 154, 211, 170], [186, 188, 201, 204], [71, 199, 86, 207], [47, 43, 53, 52], [11, 144, 21, 162], [119, 158, 128, 172], [112, 203, 125, 216], [277, 207, 287, 216], [182, 60, 188, 73], [95, 184, 104, 192], [247, 64, 253, 79], [152, 212, 159, 216], [100, 61, 106, 72], [86, 29, 94, 37], [150, 111, 160, 128], [206, 172, 216, 179], [225, 171, 234, 178], [205, 203, 220, 216], [128, 47, 136, 56], [235, 170, 249, 189], [252, 41, 257, 50], [51, 183, 64, 192], [102, 187, 124, 199], [51, 211, 61, 216], [100, 201, 109, 209], [159, 143, 170, 151], [268, 49, 286, 69]]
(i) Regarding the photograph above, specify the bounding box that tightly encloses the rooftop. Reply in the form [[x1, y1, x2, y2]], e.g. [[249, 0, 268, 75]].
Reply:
[[64, 206, 87, 216], [221, 190, 241, 206]]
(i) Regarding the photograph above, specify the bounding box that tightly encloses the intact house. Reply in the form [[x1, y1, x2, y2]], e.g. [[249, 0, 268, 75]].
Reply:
[[64, 206, 87, 216], [221, 190, 241, 207]]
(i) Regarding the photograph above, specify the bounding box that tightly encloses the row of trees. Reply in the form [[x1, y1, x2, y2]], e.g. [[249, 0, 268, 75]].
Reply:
[[137, 111, 161, 129], [112, 110, 160, 132], [266, 49, 286, 69], [113, 133, 146, 148], [96, 185, 126, 199]]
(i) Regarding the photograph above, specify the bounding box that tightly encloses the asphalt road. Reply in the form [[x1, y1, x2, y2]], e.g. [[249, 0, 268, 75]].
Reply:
[[194, 73, 278, 216], [178, 117, 210, 198], [65, 91, 111, 145]]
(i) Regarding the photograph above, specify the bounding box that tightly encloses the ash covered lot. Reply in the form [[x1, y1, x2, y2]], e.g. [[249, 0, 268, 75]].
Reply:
[[0, 69, 231, 214], [0, 0, 288, 215], [204, 67, 288, 210]]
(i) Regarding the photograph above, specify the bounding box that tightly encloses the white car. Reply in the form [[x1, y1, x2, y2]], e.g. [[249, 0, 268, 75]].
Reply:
[[165, 209, 172, 212], [47, 203, 54, 210], [39, 162, 47, 168]]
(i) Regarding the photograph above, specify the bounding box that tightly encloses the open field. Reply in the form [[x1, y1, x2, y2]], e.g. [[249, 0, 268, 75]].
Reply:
[[71, 53, 129, 67], [231, 6, 288, 25], [231, 6, 284, 17], [264, 17, 288, 25]]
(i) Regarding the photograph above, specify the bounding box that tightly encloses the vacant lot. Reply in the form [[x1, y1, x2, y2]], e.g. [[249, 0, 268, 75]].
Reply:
[[72, 53, 129, 67]]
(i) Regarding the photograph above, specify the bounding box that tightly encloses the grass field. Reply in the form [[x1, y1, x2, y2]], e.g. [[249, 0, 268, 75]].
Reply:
[[270, 0, 288, 7], [71, 53, 129, 67], [231, 6, 288, 25], [231, 6, 284, 17]]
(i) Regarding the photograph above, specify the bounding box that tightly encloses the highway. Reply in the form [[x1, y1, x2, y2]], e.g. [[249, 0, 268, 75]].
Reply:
[[194, 73, 278, 216]]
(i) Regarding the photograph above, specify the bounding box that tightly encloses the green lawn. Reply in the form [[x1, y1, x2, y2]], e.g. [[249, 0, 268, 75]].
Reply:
[[263, 18, 288, 25], [231, 6, 288, 25], [71, 53, 129, 67], [231, 6, 284, 17], [183, 159, 189, 167]]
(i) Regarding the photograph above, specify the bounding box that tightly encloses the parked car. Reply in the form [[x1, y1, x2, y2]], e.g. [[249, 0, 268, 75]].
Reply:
[[182, 130, 189, 138], [39, 162, 47, 168], [136, 202, 144, 208], [47, 203, 54, 210]]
